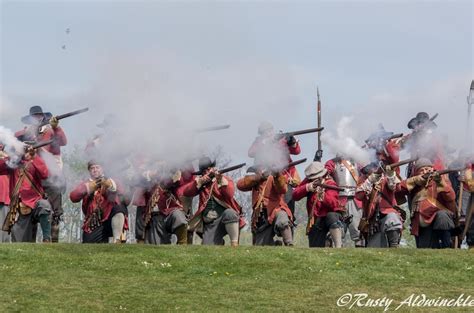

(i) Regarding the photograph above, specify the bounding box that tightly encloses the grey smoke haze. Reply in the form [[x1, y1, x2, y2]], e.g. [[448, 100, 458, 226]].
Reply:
[[0, 125, 25, 167], [321, 116, 374, 165], [1, 1, 473, 179]]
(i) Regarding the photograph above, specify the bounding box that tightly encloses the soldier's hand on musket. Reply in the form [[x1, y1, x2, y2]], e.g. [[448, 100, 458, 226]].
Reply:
[[368, 173, 381, 183], [102, 178, 115, 190], [49, 116, 59, 129], [306, 180, 317, 192], [199, 173, 212, 186], [412, 174, 428, 187], [23, 145, 35, 160], [286, 135, 297, 147], [432, 172, 442, 184], [87, 180, 99, 193], [384, 165, 395, 177]]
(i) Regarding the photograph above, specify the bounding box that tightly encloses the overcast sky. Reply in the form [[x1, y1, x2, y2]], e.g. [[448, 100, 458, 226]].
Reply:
[[1, 0, 473, 165]]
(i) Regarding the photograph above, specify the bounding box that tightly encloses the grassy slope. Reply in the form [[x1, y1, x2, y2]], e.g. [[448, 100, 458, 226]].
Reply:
[[0, 244, 473, 312]]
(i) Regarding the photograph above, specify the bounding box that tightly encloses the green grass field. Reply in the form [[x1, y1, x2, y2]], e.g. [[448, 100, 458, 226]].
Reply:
[[0, 244, 473, 312]]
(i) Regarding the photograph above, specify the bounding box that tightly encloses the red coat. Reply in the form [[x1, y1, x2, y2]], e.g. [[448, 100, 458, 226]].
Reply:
[[237, 174, 291, 224], [148, 186, 186, 216], [0, 175, 10, 205], [16, 125, 67, 156], [0, 156, 49, 208], [139, 177, 189, 216], [293, 178, 341, 218], [398, 176, 455, 236], [69, 178, 127, 233], [355, 176, 400, 219], [131, 167, 195, 207], [183, 175, 244, 227]]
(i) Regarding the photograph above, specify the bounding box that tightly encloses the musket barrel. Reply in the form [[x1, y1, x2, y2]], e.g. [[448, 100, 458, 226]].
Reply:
[[286, 127, 324, 137], [316, 183, 345, 192], [287, 158, 307, 168], [56, 108, 89, 120], [30, 139, 54, 149], [192, 162, 246, 175], [195, 125, 231, 133], [219, 163, 246, 174], [39, 107, 89, 127], [436, 168, 464, 176], [389, 157, 418, 168]]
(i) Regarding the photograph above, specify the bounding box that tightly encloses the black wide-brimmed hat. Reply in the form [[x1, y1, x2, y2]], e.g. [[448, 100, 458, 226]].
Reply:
[[197, 157, 216, 173], [407, 112, 437, 130], [365, 124, 394, 143], [21, 106, 52, 125]]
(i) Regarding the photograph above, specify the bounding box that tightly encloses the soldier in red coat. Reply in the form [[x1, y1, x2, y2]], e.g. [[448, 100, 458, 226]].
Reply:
[[16, 106, 68, 242], [142, 168, 189, 245], [237, 165, 293, 246], [399, 158, 456, 248], [0, 147, 52, 242], [183, 157, 243, 246], [0, 144, 11, 242], [355, 163, 404, 248], [248, 122, 302, 216], [132, 162, 189, 245], [70, 160, 128, 243], [293, 162, 343, 248]]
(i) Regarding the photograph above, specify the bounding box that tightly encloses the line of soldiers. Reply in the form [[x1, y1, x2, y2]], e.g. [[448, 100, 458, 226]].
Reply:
[[1, 107, 473, 249]]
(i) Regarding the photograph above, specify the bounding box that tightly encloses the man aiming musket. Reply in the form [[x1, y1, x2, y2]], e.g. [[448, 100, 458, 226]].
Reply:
[[15, 106, 88, 243], [0, 140, 53, 242], [183, 157, 246, 246], [248, 122, 323, 218], [237, 159, 306, 246]]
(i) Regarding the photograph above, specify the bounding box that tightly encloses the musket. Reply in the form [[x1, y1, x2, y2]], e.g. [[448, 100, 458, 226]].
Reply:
[[422, 168, 464, 179], [38, 107, 89, 127], [287, 158, 307, 168], [388, 157, 418, 169], [192, 162, 246, 176], [275, 127, 324, 140], [313, 183, 345, 192], [218, 163, 246, 174], [416, 168, 465, 189], [195, 124, 231, 133], [372, 157, 418, 174], [30, 139, 54, 150], [314, 87, 323, 161]]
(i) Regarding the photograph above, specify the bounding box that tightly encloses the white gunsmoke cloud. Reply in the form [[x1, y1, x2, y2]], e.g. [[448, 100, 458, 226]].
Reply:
[[0, 125, 26, 167], [321, 116, 373, 165], [61, 52, 304, 181]]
